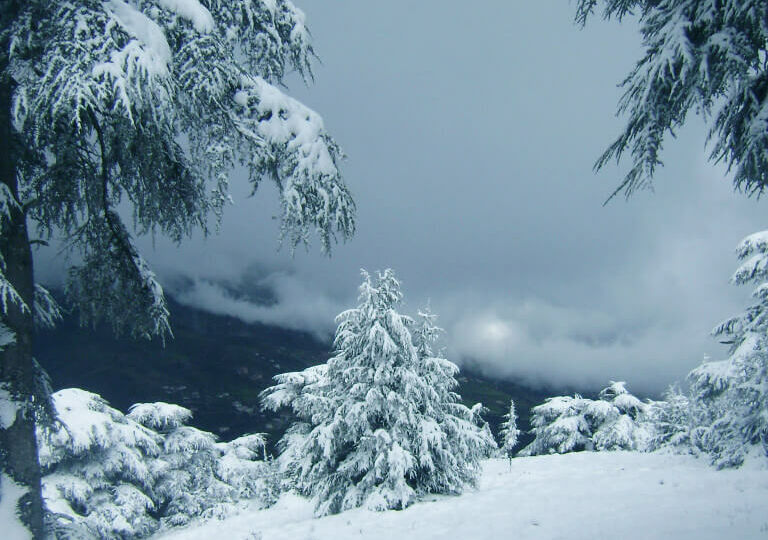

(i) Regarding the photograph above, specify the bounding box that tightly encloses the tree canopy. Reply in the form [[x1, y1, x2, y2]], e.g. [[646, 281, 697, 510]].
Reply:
[[576, 0, 768, 201], [4, 0, 355, 339]]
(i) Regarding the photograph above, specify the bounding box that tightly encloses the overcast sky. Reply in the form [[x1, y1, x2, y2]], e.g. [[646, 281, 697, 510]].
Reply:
[[41, 1, 768, 395]]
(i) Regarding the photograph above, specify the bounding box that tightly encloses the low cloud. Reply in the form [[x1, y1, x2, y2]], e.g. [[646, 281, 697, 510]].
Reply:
[[442, 298, 710, 396], [172, 272, 344, 341]]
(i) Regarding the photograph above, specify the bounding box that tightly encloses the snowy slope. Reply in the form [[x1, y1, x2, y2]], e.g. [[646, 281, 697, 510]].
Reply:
[[154, 451, 768, 540]]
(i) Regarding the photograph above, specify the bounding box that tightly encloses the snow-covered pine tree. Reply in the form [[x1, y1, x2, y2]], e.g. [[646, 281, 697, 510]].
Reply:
[[129, 403, 278, 528], [644, 385, 694, 453], [261, 270, 496, 516], [39, 389, 161, 539], [0, 0, 355, 533], [410, 306, 498, 484], [520, 381, 648, 456], [499, 399, 520, 459], [41, 390, 278, 538], [519, 395, 592, 456], [574, 0, 768, 201], [687, 231, 768, 467], [591, 381, 648, 451]]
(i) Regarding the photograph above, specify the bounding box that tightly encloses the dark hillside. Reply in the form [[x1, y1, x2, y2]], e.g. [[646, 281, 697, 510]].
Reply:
[[35, 298, 552, 450]]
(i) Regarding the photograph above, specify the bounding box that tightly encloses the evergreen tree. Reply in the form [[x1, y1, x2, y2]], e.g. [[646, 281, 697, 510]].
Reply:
[[521, 381, 648, 456], [129, 403, 277, 528], [499, 399, 520, 459], [687, 231, 768, 467], [519, 394, 592, 456], [41, 389, 277, 538], [39, 389, 162, 538], [644, 386, 694, 453], [574, 0, 768, 200], [261, 270, 496, 516], [0, 0, 355, 533]]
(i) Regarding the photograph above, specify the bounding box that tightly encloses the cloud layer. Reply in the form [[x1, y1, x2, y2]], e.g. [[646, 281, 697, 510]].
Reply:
[[170, 273, 344, 341]]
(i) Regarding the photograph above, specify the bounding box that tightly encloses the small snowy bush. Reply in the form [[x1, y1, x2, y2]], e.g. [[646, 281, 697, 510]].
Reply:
[[129, 403, 278, 528], [41, 389, 277, 538], [521, 381, 649, 456], [262, 269, 496, 516], [644, 387, 694, 453]]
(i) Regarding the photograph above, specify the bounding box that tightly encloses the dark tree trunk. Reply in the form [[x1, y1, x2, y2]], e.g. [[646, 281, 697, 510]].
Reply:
[[0, 67, 45, 538]]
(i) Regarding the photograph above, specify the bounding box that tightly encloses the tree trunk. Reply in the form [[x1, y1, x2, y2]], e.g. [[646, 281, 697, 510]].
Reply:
[[0, 68, 44, 538]]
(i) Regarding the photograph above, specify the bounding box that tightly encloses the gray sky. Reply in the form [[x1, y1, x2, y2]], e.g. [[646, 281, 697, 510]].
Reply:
[[41, 1, 767, 395]]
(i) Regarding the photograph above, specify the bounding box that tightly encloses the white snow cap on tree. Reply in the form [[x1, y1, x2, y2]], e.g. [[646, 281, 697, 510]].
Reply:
[[262, 269, 496, 516]]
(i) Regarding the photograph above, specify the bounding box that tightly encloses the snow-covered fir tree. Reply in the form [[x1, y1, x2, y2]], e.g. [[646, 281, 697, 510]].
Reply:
[[592, 381, 648, 451], [40, 389, 277, 538], [0, 0, 355, 532], [261, 269, 496, 516], [686, 231, 768, 467], [644, 386, 694, 453], [574, 0, 768, 201], [521, 381, 649, 456], [129, 403, 278, 528], [519, 395, 591, 456], [499, 399, 520, 459], [40, 389, 162, 538]]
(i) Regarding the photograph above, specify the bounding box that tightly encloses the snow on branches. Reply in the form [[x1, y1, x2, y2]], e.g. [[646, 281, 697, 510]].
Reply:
[[535, 232, 768, 468], [261, 269, 496, 516], [575, 0, 768, 200], [7, 0, 355, 339], [499, 399, 520, 458], [521, 381, 649, 456], [40, 389, 277, 538]]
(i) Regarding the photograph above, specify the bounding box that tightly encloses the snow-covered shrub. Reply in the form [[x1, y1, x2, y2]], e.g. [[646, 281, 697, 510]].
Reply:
[[644, 386, 694, 453], [521, 381, 649, 456], [135, 411, 278, 527], [40, 389, 161, 539], [592, 381, 648, 451], [41, 390, 277, 538], [262, 269, 496, 516], [519, 395, 591, 456]]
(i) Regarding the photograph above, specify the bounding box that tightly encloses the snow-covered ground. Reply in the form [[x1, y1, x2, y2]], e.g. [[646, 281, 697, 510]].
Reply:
[[154, 451, 768, 540]]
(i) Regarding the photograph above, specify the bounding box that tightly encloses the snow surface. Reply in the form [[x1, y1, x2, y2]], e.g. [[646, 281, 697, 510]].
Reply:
[[0, 473, 32, 540], [153, 452, 768, 540]]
